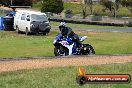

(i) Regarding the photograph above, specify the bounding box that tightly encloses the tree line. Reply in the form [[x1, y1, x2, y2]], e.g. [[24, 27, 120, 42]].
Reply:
[[0, 0, 32, 6], [0, 0, 132, 17], [0, 0, 64, 14], [82, 0, 132, 18]]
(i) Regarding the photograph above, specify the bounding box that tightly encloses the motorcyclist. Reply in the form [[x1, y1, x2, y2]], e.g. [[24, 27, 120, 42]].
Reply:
[[58, 22, 82, 47]]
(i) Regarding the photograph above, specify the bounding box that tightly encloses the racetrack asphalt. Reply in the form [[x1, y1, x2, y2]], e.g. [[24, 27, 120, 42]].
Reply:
[[0, 54, 132, 72], [53, 26, 132, 32]]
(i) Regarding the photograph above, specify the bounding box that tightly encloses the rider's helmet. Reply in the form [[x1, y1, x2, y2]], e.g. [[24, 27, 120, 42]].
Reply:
[[59, 22, 66, 31], [59, 22, 68, 36]]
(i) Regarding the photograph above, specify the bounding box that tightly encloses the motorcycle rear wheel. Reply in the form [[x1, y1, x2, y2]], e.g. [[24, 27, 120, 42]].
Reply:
[[82, 44, 95, 55]]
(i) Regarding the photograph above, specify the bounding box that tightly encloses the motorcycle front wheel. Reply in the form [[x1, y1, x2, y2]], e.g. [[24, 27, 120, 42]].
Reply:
[[54, 46, 69, 56]]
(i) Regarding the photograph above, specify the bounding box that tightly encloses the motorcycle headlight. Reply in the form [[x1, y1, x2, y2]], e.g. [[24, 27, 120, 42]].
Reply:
[[84, 47, 87, 50]]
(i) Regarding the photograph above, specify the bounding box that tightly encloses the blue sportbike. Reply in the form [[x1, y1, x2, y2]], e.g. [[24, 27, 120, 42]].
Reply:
[[53, 33, 95, 56]]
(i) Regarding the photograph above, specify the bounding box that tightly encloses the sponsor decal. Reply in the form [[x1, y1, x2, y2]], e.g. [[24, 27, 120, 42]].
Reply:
[[76, 66, 131, 85]]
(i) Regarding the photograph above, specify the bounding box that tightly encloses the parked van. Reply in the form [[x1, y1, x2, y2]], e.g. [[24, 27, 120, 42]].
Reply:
[[14, 10, 51, 35]]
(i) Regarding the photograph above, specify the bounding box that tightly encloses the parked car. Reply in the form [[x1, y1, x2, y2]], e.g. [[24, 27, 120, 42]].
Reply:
[[14, 10, 51, 35], [3, 11, 15, 31], [4, 16, 14, 31]]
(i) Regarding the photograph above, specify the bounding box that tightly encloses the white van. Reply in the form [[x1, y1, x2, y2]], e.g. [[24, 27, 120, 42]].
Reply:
[[14, 10, 51, 35]]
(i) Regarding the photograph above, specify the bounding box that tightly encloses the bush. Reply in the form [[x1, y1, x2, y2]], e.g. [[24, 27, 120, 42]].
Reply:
[[41, 0, 64, 14], [93, 4, 103, 16], [128, 21, 132, 27], [65, 9, 73, 18], [117, 7, 131, 17]]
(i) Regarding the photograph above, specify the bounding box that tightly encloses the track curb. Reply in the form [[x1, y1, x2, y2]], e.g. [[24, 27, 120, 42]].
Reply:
[[0, 54, 132, 61]]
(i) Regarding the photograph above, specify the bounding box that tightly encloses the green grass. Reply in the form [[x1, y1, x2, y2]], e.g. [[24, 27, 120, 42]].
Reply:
[[64, 2, 82, 14], [50, 21, 130, 28], [32, 1, 42, 11], [31, 2, 82, 13], [0, 30, 132, 58], [0, 63, 131, 88], [0, 31, 57, 58]]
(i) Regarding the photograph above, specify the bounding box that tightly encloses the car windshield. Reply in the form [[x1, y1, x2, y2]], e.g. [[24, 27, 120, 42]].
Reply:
[[31, 14, 48, 22]]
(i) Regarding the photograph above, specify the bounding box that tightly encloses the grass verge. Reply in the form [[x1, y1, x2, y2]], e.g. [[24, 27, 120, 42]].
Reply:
[[0, 63, 131, 88], [0, 30, 132, 58]]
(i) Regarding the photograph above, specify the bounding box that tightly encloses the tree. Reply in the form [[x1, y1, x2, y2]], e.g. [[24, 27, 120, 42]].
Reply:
[[80, 0, 93, 19], [80, 2, 88, 19], [32, 0, 41, 2], [1, 0, 10, 6], [13, 0, 32, 6], [115, 0, 120, 10], [100, 0, 120, 17], [100, 0, 113, 12], [121, 0, 131, 7], [121, 0, 132, 13], [0, 0, 32, 6], [114, 0, 121, 17], [84, 0, 93, 15], [41, 0, 64, 14]]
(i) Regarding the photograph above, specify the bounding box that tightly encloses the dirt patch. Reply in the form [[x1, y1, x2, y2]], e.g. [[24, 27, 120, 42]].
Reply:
[[0, 55, 132, 72]]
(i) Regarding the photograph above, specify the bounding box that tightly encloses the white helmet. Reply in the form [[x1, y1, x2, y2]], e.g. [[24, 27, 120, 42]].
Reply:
[[59, 22, 66, 27]]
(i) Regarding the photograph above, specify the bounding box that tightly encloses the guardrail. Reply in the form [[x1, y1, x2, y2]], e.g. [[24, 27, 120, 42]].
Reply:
[[49, 17, 126, 27]]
